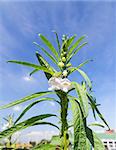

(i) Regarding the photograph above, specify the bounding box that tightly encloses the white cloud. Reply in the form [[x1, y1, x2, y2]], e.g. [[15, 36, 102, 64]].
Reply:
[[26, 130, 59, 142], [23, 76, 33, 81], [1, 123, 9, 130], [12, 105, 22, 112], [12, 131, 21, 143]]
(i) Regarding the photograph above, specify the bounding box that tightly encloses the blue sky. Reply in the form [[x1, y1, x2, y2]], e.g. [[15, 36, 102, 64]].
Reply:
[[0, 1, 116, 142]]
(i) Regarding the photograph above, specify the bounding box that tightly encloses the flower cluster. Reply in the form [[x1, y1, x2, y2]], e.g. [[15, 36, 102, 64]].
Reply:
[[48, 77, 72, 92]]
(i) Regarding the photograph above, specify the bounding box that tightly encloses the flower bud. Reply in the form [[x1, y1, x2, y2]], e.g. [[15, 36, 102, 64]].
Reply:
[[62, 57, 66, 62], [58, 62, 64, 68], [61, 53, 64, 57], [66, 63, 72, 67], [63, 52, 67, 55], [63, 70, 68, 77]]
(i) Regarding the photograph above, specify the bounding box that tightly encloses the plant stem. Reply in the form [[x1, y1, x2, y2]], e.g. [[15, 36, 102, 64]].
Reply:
[[60, 93, 68, 137], [57, 91, 69, 149]]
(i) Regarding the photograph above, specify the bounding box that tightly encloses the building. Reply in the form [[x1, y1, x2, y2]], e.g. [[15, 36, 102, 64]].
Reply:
[[97, 130, 116, 150]]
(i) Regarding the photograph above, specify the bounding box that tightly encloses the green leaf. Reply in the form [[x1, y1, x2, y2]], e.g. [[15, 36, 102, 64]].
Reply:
[[72, 82, 89, 118], [33, 121, 59, 130], [67, 35, 86, 58], [36, 53, 52, 80], [66, 34, 76, 48], [29, 69, 38, 76], [86, 138, 92, 150], [52, 30, 61, 52], [39, 34, 59, 59], [86, 127, 105, 150], [68, 59, 92, 75], [88, 123, 105, 128], [0, 114, 56, 139], [69, 67, 92, 89], [87, 93, 110, 130], [76, 69, 92, 89], [32, 143, 57, 150], [7, 60, 54, 75], [0, 91, 52, 110], [68, 42, 88, 61], [70, 99, 87, 150], [33, 42, 58, 65], [14, 97, 56, 124], [50, 135, 63, 146]]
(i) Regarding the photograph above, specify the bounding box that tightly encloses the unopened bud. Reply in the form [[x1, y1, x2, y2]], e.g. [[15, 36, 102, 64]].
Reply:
[[62, 57, 66, 62], [58, 62, 64, 68], [61, 53, 64, 57], [63, 52, 67, 55]]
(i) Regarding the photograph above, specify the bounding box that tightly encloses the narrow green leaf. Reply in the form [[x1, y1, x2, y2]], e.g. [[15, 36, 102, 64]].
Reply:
[[32, 143, 57, 150], [0, 114, 56, 139], [33, 121, 59, 130], [39, 34, 59, 59], [86, 127, 105, 150], [66, 34, 76, 48], [29, 69, 38, 76], [68, 42, 88, 61], [70, 99, 87, 150], [36, 52, 52, 80], [0, 91, 52, 110], [67, 35, 86, 58], [87, 93, 110, 130], [14, 97, 56, 124], [33, 42, 58, 65], [50, 135, 63, 146], [52, 30, 61, 52], [7, 60, 54, 75], [72, 82, 89, 118], [77, 69, 92, 89], [86, 138, 92, 150], [68, 59, 92, 75], [88, 123, 105, 128], [89, 102, 97, 120]]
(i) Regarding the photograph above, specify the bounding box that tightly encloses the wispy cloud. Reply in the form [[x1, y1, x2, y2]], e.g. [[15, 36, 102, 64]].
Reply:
[[26, 130, 58, 142], [12, 105, 22, 112]]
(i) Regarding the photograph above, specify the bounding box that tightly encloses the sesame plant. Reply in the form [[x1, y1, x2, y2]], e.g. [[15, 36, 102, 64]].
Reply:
[[0, 32, 110, 150]]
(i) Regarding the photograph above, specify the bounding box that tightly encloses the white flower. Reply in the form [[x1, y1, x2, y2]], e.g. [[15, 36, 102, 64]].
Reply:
[[61, 78, 72, 92], [48, 77, 72, 92], [48, 77, 62, 91]]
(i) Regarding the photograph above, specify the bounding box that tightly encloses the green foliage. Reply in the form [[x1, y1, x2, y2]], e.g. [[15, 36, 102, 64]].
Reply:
[[33, 42, 58, 65], [86, 127, 105, 150], [32, 143, 57, 150], [72, 82, 89, 118], [38, 34, 59, 59], [67, 35, 86, 58], [52, 30, 61, 53], [0, 114, 56, 139], [0, 91, 52, 109], [14, 97, 57, 124], [0, 32, 109, 150], [71, 99, 87, 150], [87, 93, 110, 130], [68, 42, 88, 61], [7, 60, 54, 75]]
